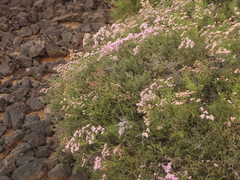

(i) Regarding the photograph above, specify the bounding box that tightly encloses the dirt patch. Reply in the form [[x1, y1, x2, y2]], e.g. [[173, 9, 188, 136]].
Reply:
[[42, 55, 71, 64], [3, 129, 14, 137], [27, 109, 47, 120], [60, 22, 81, 29]]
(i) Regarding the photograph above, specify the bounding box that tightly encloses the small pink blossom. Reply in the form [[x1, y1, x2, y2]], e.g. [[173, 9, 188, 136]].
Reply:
[[142, 132, 149, 138], [206, 115, 214, 121], [93, 156, 102, 170], [200, 114, 205, 119]]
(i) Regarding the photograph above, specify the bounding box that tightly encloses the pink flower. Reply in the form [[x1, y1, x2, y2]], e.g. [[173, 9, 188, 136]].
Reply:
[[142, 132, 149, 138], [200, 114, 205, 119], [206, 115, 214, 121], [93, 156, 102, 170], [165, 173, 178, 180]]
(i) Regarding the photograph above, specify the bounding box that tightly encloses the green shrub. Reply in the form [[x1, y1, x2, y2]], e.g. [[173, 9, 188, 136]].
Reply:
[[48, 0, 240, 179]]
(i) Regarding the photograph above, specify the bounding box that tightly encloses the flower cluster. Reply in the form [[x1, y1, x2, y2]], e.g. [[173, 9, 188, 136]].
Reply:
[[199, 107, 215, 121], [64, 124, 105, 153]]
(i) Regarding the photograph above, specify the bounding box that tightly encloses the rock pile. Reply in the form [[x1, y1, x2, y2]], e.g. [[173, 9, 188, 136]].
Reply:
[[0, 0, 111, 179]]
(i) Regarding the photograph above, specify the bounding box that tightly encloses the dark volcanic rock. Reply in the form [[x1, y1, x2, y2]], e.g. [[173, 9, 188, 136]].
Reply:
[[84, 0, 94, 10], [32, 65, 45, 81], [52, 13, 82, 23], [5, 129, 25, 146], [16, 151, 36, 166], [12, 159, 47, 180], [0, 158, 16, 176], [0, 17, 9, 31], [91, 22, 105, 32], [35, 146, 51, 158], [19, 27, 32, 37], [0, 98, 7, 112], [19, 41, 34, 56], [23, 115, 52, 137], [3, 102, 29, 129], [25, 65, 45, 81], [12, 142, 32, 160], [23, 132, 46, 148], [0, 176, 11, 180], [7, 77, 31, 103], [31, 23, 40, 34], [43, 6, 54, 20], [28, 40, 45, 57], [26, 95, 44, 111], [0, 56, 14, 76], [0, 126, 7, 138], [14, 55, 32, 68], [47, 163, 72, 180], [45, 41, 67, 58], [44, 59, 67, 73], [62, 31, 73, 47]]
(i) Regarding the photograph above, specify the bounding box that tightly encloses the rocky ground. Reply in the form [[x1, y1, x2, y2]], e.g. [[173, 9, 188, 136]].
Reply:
[[0, 0, 111, 179]]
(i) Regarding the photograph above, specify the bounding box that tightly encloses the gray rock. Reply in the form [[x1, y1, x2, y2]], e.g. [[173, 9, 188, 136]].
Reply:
[[5, 129, 25, 146], [45, 157, 59, 170], [0, 137, 5, 146], [20, 77, 32, 87], [7, 81, 31, 103], [43, 6, 54, 20], [3, 102, 29, 129], [0, 98, 7, 112], [14, 55, 32, 68], [12, 142, 32, 160], [32, 64, 45, 81], [33, 0, 44, 8], [19, 27, 32, 37], [84, 0, 94, 10], [26, 96, 44, 111], [44, 59, 67, 73], [0, 0, 10, 5], [52, 13, 82, 23], [16, 151, 36, 166], [23, 132, 46, 148], [46, 26, 62, 42], [23, 115, 52, 137], [72, 33, 84, 49], [0, 158, 16, 176], [82, 24, 92, 32], [35, 148, 50, 158], [28, 8, 38, 24], [31, 23, 40, 34], [1, 77, 13, 88], [47, 163, 72, 180], [0, 56, 14, 76], [91, 22, 105, 32], [0, 126, 7, 138], [19, 41, 34, 56], [39, 20, 51, 34], [62, 31, 73, 47], [0, 176, 11, 180], [0, 17, 9, 31], [29, 41, 45, 57], [12, 159, 47, 180], [45, 41, 67, 58]]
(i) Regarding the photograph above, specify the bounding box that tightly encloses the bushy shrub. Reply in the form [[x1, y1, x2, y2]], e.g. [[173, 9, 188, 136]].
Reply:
[[107, 0, 160, 20], [48, 0, 240, 179]]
